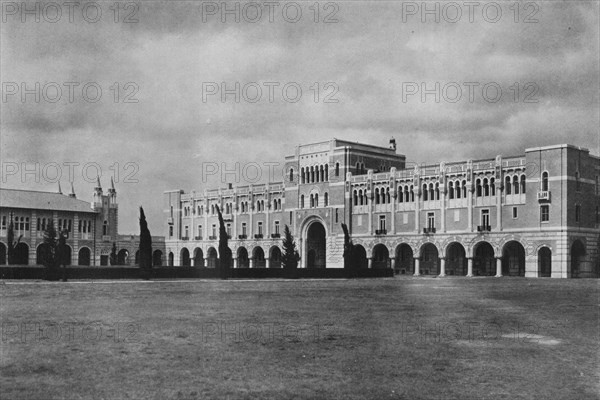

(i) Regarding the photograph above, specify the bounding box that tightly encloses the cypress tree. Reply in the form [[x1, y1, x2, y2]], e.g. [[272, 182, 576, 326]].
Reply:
[[215, 205, 231, 279], [281, 225, 299, 269], [139, 207, 153, 280]]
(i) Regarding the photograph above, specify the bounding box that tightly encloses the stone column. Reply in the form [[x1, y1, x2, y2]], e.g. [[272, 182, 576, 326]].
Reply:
[[233, 258, 238, 269], [414, 258, 420, 276], [266, 258, 270, 269], [439, 257, 446, 277], [249, 258, 254, 268], [495, 257, 502, 277], [368, 258, 373, 269], [467, 257, 473, 277], [390, 258, 396, 270], [204, 258, 208, 268]]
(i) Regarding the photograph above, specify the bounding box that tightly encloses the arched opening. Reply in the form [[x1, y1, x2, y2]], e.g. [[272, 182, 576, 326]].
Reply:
[[36, 243, 51, 265], [269, 246, 282, 268], [78, 247, 91, 266], [237, 247, 249, 268], [445, 242, 467, 276], [117, 249, 129, 265], [538, 247, 551, 277], [180, 248, 191, 267], [0, 242, 6, 265], [570, 240, 586, 278], [502, 241, 525, 277], [193, 248, 204, 267], [354, 245, 368, 269], [306, 221, 326, 268], [207, 247, 218, 268], [153, 250, 163, 267], [420, 243, 439, 275], [372, 244, 389, 269], [474, 242, 495, 276], [12, 243, 29, 265], [168, 252, 174, 266], [395, 244, 413, 274], [252, 247, 266, 268]]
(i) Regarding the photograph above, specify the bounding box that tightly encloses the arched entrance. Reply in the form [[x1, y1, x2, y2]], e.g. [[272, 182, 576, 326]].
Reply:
[[13, 243, 29, 265], [152, 250, 163, 266], [252, 247, 266, 268], [395, 244, 413, 274], [118, 249, 129, 265], [237, 247, 249, 268], [538, 247, 551, 277], [571, 240, 585, 278], [502, 241, 525, 276], [270, 246, 282, 268], [372, 244, 389, 268], [420, 243, 439, 275], [168, 252, 174, 267], [354, 245, 368, 269], [0, 242, 6, 265], [207, 247, 218, 268], [473, 242, 495, 276], [180, 248, 190, 267], [193, 248, 204, 267], [305, 221, 326, 268], [446, 242, 467, 276], [78, 247, 91, 266], [37, 243, 51, 265]]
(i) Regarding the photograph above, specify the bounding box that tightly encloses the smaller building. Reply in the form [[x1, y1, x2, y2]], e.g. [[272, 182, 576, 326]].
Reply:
[[0, 180, 166, 267]]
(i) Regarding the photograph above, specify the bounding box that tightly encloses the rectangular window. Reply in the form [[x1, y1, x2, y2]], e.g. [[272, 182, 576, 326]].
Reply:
[[289, 211, 292, 224], [335, 208, 338, 223], [198, 225, 202, 238], [512, 207, 518, 219], [184, 226, 189, 237], [212, 224, 216, 237], [242, 223, 247, 236], [575, 205, 581, 222], [169, 226, 173, 237], [274, 221, 280, 235], [258, 222, 263, 235], [25, 218, 30, 231], [379, 215, 386, 231], [541, 205, 549, 222], [481, 209, 490, 227], [454, 210, 460, 222], [427, 212, 435, 229], [403, 213, 408, 224], [226, 223, 231, 236]]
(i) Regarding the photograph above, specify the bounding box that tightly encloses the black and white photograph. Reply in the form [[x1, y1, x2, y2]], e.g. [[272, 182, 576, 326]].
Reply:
[[1, 1, 599, 399]]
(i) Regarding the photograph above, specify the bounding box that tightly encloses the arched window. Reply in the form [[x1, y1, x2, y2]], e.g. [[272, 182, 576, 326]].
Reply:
[[335, 163, 340, 177], [300, 195, 305, 208], [505, 176, 512, 195], [361, 163, 366, 174], [353, 190, 358, 206], [278, 199, 281, 209], [103, 220, 108, 235], [356, 162, 360, 174], [310, 194, 314, 208], [476, 179, 482, 197], [386, 187, 391, 203], [449, 182, 454, 199], [429, 183, 434, 201], [513, 175, 519, 194], [364, 191, 369, 205], [324, 192, 328, 207], [315, 194, 319, 208], [422, 184, 428, 201], [301, 168, 305, 184], [325, 164, 328, 181], [455, 181, 461, 199], [435, 183, 439, 200], [520, 175, 526, 193], [462, 181, 467, 198], [375, 188, 380, 204], [320, 165, 325, 182], [410, 185, 415, 202], [315, 166, 320, 183], [483, 178, 489, 196], [490, 178, 496, 196], [405, 186, 410, 203], [310, 166, 315, 182], [290, 168, 294, 182], [541, 171, 549, 191], [359, 189, 364, 205], [399, 186, 404, 203]]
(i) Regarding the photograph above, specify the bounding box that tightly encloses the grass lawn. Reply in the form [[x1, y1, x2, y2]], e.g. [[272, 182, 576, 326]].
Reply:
[[0, 277, 598, 400]]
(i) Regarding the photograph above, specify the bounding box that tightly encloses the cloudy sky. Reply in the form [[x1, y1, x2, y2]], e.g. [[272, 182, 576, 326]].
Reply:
[[1, 0, 598, 234]]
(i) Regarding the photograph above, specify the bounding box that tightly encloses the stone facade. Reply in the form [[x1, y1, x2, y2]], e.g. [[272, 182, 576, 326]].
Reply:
[[0, 180, 166, 267], [165, 139, 599, 278]]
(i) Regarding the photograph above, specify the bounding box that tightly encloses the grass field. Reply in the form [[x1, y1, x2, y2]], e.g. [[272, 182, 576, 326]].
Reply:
[[1, 277, 598, 400]]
